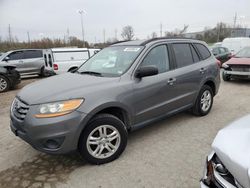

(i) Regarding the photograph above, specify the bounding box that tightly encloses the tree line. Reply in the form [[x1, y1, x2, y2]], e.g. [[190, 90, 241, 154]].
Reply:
[[0, 22, 236, 52]]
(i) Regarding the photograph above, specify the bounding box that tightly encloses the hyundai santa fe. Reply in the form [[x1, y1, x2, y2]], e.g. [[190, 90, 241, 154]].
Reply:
[[10, 38, 220, 164]]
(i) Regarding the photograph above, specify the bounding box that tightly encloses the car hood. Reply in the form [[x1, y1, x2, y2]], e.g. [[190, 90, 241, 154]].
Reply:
[[212, 114, 250, 188], [17, 73, 120, 105], [226, 57, 250, 65]]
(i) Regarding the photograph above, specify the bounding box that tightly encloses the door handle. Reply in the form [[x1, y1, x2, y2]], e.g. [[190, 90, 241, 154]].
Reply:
[[167, 78, 176, 86], [200, 68, 206, 74]]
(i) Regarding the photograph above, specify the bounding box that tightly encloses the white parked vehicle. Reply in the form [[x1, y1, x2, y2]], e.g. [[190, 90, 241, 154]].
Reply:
[[43, 48, 100, 75], [222, 37, 250, 55]]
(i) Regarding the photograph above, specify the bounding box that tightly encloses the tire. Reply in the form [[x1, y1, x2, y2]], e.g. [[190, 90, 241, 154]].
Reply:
[[78, 114, 128, 165], [38, 66, 45, 77], [192, 85, 214, 116], [222, 71, 230, 81], [0, 75, 10, 93]]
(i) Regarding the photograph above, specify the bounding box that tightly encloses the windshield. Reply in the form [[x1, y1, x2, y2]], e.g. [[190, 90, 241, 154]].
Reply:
[[235, 47, 250, 58], [77, 46, 143, 77]]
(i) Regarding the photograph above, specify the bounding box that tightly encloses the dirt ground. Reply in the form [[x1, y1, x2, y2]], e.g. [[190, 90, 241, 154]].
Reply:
[[0, 76, 250, 188]]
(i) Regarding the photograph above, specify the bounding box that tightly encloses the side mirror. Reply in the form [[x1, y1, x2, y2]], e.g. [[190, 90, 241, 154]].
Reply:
[[69, 67, 78, 73], [136, 66, 158, 78], [4, 57, 10, 62]]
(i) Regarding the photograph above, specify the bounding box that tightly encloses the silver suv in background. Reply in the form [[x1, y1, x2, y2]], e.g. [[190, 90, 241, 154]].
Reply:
[[10, 38, 220, 164], [0, 49, 45, 76]]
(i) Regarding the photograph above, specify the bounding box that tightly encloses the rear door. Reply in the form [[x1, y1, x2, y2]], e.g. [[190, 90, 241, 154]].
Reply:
[[5, 51, 25, 72], [168, 42, 206, 107], [23, 50, 43, 73]]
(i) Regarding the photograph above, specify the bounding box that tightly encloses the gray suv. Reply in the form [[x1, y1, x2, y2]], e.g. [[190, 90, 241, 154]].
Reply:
[[0, 49, 45, 76], [10, 38, 220, 164]]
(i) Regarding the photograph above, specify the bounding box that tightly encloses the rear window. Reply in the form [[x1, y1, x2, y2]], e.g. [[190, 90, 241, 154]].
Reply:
[[194, 43, 211, 60], [24, 50, 42, 59], [172, 43, 194, 68]]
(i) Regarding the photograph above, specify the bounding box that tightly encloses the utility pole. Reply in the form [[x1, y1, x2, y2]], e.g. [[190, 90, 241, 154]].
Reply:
[[217, 22, 222, 42], [27, 31, 30, 45], [115, 29, 118, 40], [78, 10, 85, 47], [232, 12, 237, 37], [103, 29, 106, 43], [160, 23, 163, 37], [8, 24, 12, 43]]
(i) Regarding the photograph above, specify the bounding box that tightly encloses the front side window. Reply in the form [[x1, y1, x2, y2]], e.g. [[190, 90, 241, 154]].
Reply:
[[8, 51, 24, 60], [77, 46, 143, 77], [140, 45, 170, 73], [172, 43, 194, 68]]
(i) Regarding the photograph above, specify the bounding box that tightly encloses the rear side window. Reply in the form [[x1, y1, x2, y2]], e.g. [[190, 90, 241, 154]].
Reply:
[[44, 54, 48, 66], [141, 45, 170, 73], [190, 45, 200, 63], [194, 43, 211, 60], [24, 50, 42, 59], [48, 54, 52, 67], [172, 43, 194, 68], [8, 51, 24, 60]]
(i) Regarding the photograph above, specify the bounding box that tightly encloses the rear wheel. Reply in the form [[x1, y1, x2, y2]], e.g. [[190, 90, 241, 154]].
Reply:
[[222, 71, 231, 81], [192, 85, 213, 116], [39, 66, 45, 77], [78, 114, 128, 165], [0, 75, 10, 93]]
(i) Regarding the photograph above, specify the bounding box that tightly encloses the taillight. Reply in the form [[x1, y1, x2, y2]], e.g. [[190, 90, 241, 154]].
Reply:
[[216, 59, 222, 68], [53, 64, 58, 70]]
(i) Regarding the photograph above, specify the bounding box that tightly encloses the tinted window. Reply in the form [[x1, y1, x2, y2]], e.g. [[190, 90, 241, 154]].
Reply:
[[212, 47, 220, 55], [48, 54, 52, 67], [195, 43, 211, 60], [140, 45, 170, 73], [8, 51, 24, 60], [24, 50, 42, 59], [44, 54, 48, 66], [172, 43, 193, 68], [190, 45, 200, 62], [219, 47, 227, 53]]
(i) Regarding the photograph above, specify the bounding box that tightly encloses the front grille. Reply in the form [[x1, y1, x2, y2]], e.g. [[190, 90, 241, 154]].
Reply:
[[12, 98, 29, 121], [230, 65, 250, 72]]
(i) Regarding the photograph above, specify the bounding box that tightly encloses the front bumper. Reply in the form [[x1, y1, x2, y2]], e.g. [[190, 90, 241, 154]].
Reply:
[[10, 103, 89, 154], [200, 152, 239, 188], [224, 70, 250, 76]]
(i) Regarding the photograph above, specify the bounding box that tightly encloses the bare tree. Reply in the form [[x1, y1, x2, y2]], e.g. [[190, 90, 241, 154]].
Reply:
[[121, 25, 134, 40]]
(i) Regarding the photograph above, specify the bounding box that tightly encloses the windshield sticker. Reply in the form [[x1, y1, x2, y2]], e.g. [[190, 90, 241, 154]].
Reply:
[[124, 48, 140, 52]]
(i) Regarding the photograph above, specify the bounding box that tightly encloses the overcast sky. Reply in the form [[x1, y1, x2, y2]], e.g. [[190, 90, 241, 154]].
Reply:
[[0, 0, 250, 43]]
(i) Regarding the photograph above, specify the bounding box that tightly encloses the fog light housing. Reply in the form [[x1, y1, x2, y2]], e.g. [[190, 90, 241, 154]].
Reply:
[[43, 137, 64, 149]]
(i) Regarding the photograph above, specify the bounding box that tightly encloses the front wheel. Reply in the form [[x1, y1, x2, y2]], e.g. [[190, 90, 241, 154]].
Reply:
[[0, 75, 10, 93], [192, 85, 214, 116], [78, 114, 128, 165], [222, 71, 231, 81]]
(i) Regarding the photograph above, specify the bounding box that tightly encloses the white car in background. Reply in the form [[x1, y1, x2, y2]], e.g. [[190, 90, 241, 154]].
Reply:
[[222, 37, 250, 55], [43, 48, 100, 75], [201, 114, 250, 188]]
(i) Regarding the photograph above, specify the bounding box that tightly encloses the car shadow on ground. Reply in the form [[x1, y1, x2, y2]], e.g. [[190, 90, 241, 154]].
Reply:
[[0, 153, 85, 188]]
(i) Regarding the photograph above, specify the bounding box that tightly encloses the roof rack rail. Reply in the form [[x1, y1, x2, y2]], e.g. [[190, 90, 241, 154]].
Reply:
[[140, 37, 198, 46], [110, 40, 130, 45]]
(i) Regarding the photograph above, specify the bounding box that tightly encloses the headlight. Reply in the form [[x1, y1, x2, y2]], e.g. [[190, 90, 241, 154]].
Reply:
[[35, 99, 84, 118], [222, 63, 229, 69]]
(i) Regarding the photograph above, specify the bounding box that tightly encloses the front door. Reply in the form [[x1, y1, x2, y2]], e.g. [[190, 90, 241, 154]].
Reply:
[[132, 44, 180, 124]]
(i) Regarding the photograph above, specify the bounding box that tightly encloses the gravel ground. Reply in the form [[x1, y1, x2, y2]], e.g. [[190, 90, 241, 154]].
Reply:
[[0, 76, 249, 188]]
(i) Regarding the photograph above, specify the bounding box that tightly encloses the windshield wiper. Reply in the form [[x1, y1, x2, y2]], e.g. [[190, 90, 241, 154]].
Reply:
[[78, 71, 103, 77]]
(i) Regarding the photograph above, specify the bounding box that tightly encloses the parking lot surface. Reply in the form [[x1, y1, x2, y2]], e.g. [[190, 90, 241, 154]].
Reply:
[[0, 76, 250, 188]]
